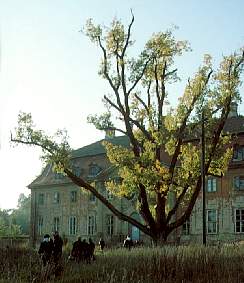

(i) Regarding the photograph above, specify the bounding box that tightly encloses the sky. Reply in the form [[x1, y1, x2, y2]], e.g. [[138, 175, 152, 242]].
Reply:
[[0, 0, 244, 209]]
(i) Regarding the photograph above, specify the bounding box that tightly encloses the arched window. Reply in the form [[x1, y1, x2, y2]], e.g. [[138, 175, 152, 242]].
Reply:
[[88, 163, 101, 177]]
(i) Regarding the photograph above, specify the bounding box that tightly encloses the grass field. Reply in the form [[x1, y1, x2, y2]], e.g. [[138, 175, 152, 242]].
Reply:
[[1, 244, 244, 282]]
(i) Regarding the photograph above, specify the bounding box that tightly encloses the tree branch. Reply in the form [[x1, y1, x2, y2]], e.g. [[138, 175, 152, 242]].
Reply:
[[166, 184, 189, 224], [65, 168, 152, 236], [98, 36, 125, 113], [127, 57, 151, 96], [134, 93, 150, 115], [168, 70, 213, 183], [121, 10, 134, 58], [104, 95, 123, 113]]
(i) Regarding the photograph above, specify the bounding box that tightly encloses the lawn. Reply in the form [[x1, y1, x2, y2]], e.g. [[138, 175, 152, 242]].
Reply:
[[1, 244, 244, 282]]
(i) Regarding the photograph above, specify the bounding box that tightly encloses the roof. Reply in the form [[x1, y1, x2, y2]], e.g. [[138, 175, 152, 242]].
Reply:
[[71, 135, 130, 158], [224, 116, 244, 134], [28, 116, 244, 189], [29, 135, 130, 188]]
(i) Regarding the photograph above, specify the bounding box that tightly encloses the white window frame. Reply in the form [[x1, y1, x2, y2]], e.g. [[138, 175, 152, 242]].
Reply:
[[72, 166, 81, 177], [53, 217, 60, 232], [233, 176, 244, 191], [106, 215, 114, 236], [207, 209, 218, 234], [207, 178, 217, 192], [70, 191, 77, 202], [38, 216, 43, 235], [87, 215, 96, 235], [69, 216, 77, 235], [54, 192, 60, 204], [233, 146, 244, 161], [235, 209, 244, 233], [88, 163, 101, 177], [182, 219, 190, 235]]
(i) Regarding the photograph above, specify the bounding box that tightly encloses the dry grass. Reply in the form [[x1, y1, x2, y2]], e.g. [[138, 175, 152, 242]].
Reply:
[[1, 244, 244, 282]]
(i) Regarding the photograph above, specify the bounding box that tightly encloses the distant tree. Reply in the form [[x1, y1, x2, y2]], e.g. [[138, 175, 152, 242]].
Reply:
[[11, 14, 244, 243], [0, 209, 22, 237], [11, 194, 30, 235]]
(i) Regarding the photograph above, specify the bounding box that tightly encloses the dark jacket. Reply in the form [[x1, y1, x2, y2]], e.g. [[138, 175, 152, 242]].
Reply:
[[38, 239, 54, 265], [53, 235, 63, 255]]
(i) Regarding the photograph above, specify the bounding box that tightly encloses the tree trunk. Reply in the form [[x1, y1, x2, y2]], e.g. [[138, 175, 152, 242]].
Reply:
[[152, 230, 169, 246]]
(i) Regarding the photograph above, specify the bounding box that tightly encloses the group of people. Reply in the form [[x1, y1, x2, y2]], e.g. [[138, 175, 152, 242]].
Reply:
[[38, 231, 63, 266], [69, 237, 96, 263], [38, 232, 139, 267], [38, 232, 105, 266]]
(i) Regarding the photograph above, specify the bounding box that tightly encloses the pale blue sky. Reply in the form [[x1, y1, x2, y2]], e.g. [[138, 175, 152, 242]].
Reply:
[[0, 0, 243, 208]]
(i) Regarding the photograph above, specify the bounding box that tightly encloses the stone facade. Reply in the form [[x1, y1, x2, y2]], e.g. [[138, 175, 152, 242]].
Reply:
[[29, 136, 144, 246], [179, 119, 244, 243]]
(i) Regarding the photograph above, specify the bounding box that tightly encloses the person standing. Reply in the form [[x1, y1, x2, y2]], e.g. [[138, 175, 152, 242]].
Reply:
[[38, 234, 54, 266], [99, 238, 105, 252], [123, 235, 133, 250], [53, 231, 63, 264], [71, 237, 83, 263], [88, 238, 96, 262]]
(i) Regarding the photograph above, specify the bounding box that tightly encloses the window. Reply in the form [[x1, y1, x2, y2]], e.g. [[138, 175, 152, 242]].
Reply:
[[106, 190, 113, 200], [54, 173, 64, 180], [234, 176, 244, 190], [72, 166, 81, 177], [38, 216, 43, 235], [89, 193, 96, 202], [207, 178, 217, 192], [106, 215, 114, 236], [233, 146, 244, 161], [182, 219, 190, 235], [88, 215, 96, 235], [88, 163, 101, 177], [38, 193, 44, 205], [207, 210, 217, 234], [70, 191, 77, 202], [69, 216, 76, 235], [235, 209, 244, 233], [53, 217, 60, 232], [54, 192, 60, 204]]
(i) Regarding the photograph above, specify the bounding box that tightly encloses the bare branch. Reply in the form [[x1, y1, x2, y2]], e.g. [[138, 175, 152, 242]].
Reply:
[[98, 36, 125, 113], [134, 93, 149, 115], [165, 68, 177, 78], [154, 60, 160, 103], [121, 11, 134, 58], [147, 80, 152, 109], [112, 33, 122, 90], [98, 126, 127, 135], [104, 95, 123, 113], [11, 133, 53, 154], [166, 182, 190, 224], [127, 57, 151, 96], [129, 117, 153, 141]]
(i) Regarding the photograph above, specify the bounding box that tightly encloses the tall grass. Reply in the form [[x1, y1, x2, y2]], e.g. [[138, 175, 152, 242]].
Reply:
[[1, 245, 244, 282]]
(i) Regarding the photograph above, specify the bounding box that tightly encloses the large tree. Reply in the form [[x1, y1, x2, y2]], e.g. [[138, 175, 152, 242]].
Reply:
[[11, 15, 244, 243]]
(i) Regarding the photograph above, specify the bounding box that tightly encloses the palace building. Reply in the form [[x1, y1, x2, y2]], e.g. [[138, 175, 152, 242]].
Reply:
[[29, 105, 244, 246], [29, 135, 144, 246]]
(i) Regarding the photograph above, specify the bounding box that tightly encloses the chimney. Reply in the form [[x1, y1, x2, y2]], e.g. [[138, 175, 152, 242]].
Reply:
[[228, 102, 238, 118]]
